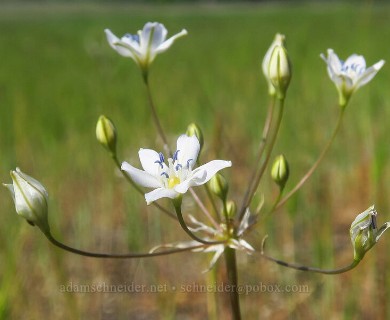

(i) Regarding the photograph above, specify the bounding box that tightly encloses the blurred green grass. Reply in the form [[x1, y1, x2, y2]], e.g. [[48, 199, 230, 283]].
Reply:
[[1, 2, 390, 319]]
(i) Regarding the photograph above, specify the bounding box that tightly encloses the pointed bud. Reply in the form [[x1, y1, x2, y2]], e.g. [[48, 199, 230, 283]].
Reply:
[[350, 205, 390, 261], [186, 123, 204, 152], [208, 173, 228, 201], [271, 154, 289, 189], [3, 168, 50, 235], [262, 33, 285, 97], [225, 200, 237, 219], [269, 43, 291, 99], [96, 115, 117, 156]]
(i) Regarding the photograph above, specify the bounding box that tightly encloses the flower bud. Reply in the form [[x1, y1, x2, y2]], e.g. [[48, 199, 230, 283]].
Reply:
[[271, 154, 289, 189], [186, 123, 204, 152], [225, 200, 237, 219], [96, 115, 117, 156], [3, 168, 50, 234], [208, 173, 228, 201], [350, 205, 390, 261], [269, 44, 291, 99], [262, 33, 285, 97]]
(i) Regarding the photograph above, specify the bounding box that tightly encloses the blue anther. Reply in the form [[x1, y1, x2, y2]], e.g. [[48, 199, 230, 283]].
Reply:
[[175, 164, 182, 171], [186, 159, 193, 168], [124, 33, 140, 43], [173, 150, 180, 162], [154, 152, 165, 169], [160, 172, 169, 179]]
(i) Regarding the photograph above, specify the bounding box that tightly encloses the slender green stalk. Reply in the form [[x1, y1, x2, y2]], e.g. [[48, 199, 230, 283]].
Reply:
[[275, 108, 345, 210], [239, 98, 275, 219], [189, 188, 221, 231], [224, 247, 241, 320], [239, 97, 285, 221], [144, 77, 170, 155], [112, 154, 177, 220], [45, 232, 205, 258], [173, 199, 225, 245]]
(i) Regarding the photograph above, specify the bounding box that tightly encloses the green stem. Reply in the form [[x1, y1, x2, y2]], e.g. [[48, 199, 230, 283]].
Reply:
[[240, 98, 275, 218], [144, 77, 170, 155], [45, 232, 205, 259], [275, 108, 345, 210], [224, 247, 241, 320], [239, 97, 285, 221], [173, 199, 225, 245]]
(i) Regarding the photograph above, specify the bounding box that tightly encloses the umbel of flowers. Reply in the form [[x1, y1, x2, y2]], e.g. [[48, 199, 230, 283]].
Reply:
[[4, 21, 389, 320]]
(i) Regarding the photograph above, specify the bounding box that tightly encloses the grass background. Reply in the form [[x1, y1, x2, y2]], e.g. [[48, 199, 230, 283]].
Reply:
[[1, 2, 390, 319]]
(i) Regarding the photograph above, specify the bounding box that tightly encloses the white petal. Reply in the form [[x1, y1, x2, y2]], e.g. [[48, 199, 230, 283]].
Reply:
[[237, 208, 251, 236], [139, 22, 167, 59], [192, 160, 232, 186], [202, 245, 225, 273], [121, 162, 161, 188], [155, 29, 188, 54], [145, 187, 178, 205], [344, 54, 366, 70], [138, 148, 167, 176], [376, 222, 390, 242], [188, 215, 217, 235], [326, 49, 342, 74], [176, 134, 200, 169], [16, 167, 48, 199], [104, 29, 134, 58], [355, 60, 385, 89]]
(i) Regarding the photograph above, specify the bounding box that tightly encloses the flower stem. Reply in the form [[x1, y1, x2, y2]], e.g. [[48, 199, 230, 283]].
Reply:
[[239, 97, 284, 221], [173, 198, 225, 245], [260, 236, 359, 274], [112, 154, 177, 220], [275, 108, 345, 210], [224, 247, 241, 320], [144, 77, 170, 155], [45, 232, 205, 258]]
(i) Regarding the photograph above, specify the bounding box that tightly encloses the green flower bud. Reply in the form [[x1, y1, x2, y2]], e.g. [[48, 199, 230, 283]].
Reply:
[[3, 168, 50, 235], [186, 123, 204, 152], [271, 154, 289, 188], [208, 173, 228, 201], [350, 205, 390, 261], [269, 44, 291, 99], [225, 200, 237, 219], [262, 33, 285, 97], [96, 115, 117, 156]]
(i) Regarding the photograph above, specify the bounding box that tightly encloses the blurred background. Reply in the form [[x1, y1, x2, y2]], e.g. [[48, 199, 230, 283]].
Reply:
[[1, 1, 390, 319]]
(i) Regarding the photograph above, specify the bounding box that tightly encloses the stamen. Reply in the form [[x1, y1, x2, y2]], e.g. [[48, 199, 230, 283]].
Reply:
[[186, 159, 193, 168], [370, 209, 378, 229], [160, 172, 169, 179], [175, 164, 182, 171], [173, 150, 180, 162], [154, 152, 165, 168], [124, 33, 140, 43]]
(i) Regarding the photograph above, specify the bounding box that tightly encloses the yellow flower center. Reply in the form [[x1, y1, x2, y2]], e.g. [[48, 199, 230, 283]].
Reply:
[[168, 176, 180, 189]]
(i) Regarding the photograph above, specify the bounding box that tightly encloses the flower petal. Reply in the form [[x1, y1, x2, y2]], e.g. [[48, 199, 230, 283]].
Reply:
[[174, 160, 231, 194], [344, 54, 366, 71], [175, 134, 200, 169], [355, 60, 385, 89], [375, 222, 390, 242], [155, 29, 188, 54], [145, 187, 178, 205], [105, 29, 135, 58], [138, 148, 167, 176], [121, 161, 162, 188]]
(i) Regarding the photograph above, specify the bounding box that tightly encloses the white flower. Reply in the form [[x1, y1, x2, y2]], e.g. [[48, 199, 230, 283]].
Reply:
[[150, 209, 255, 272], [105, 22, 187, 71], [320, 49, 385, 107], [3, 168, 50, 234], [350, 205, 390, 261], [121, 134, 232, 204]]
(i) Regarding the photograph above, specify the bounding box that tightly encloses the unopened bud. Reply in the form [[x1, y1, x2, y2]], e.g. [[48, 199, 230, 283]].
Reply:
[[262, 33, 285, 97], [186, 123, 204, 152], [208, 173, 228, 201], [3, 168, 50, 235], [269, 43, 291, 99], [96, 115, 117, 156], [225, 200, 237, 219], [271, 154, 289, 188]]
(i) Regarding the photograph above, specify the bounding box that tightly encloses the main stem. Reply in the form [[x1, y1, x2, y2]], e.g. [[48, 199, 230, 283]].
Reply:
[[275, 108, 345, 210], [224, 247, 241, 320]]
